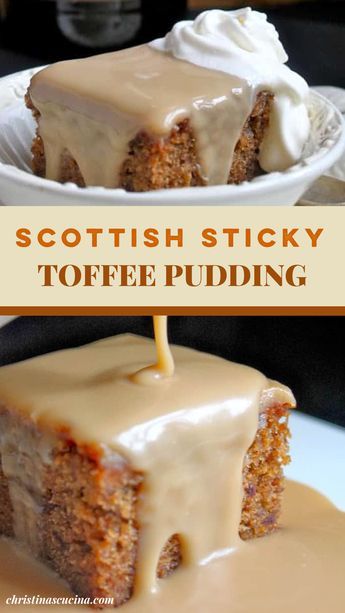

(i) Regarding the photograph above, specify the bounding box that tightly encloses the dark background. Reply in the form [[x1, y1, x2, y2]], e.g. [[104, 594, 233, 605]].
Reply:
[[0, 316, 344, 428], [0, 1, 345, 86]]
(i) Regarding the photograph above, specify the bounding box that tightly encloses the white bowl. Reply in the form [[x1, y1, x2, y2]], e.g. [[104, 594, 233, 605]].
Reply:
[[0, 67, 344, 206]]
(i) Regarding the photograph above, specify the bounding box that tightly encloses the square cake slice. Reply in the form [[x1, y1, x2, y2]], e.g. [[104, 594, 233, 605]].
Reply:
[[0, 335, 294, 608], [25, 44, 273, 192]]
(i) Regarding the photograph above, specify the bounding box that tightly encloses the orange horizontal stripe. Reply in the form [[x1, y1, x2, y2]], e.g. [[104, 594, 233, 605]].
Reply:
[[0, 307, 344, 316]]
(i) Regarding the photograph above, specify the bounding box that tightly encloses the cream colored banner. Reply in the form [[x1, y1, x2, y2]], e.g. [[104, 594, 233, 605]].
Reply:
[[0, 206, 343, 310]]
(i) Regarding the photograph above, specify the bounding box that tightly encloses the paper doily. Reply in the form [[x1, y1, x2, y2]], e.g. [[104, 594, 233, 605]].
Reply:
[[313, 86, 345, 180]]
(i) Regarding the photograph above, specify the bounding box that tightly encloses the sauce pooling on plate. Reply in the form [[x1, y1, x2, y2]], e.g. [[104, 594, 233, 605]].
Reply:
[[0, 482, 344, 612]]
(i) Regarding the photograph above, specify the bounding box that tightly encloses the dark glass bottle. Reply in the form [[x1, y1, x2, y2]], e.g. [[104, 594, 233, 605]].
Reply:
[[0, 1, 188, 64], [56, 0, 188, 48]]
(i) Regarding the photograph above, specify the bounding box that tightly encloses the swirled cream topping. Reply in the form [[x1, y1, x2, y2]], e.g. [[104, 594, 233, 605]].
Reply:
[[150, 8, 311, 172]]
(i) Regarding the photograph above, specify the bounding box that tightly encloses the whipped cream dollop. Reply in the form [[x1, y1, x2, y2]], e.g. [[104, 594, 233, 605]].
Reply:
[[150, 8, 310, 173]]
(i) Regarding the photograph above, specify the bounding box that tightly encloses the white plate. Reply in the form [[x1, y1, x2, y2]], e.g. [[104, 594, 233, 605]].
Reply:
[[0, 67, 344, 205], [0, 315, 16, 328], [287, 412, 345, 510]]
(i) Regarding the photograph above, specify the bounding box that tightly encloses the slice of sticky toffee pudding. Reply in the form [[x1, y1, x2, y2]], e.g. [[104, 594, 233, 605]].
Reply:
[[0, 332, 294, 608], [25, 45, 272, 191], [25, 9, 311, 193]]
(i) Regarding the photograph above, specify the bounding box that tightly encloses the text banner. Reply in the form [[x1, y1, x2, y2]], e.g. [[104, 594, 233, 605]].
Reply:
[[0, 206, 344, 311]]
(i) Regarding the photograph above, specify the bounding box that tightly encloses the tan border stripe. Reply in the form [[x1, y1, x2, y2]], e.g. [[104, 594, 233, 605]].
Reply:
[[0, 307, 345, 316]]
